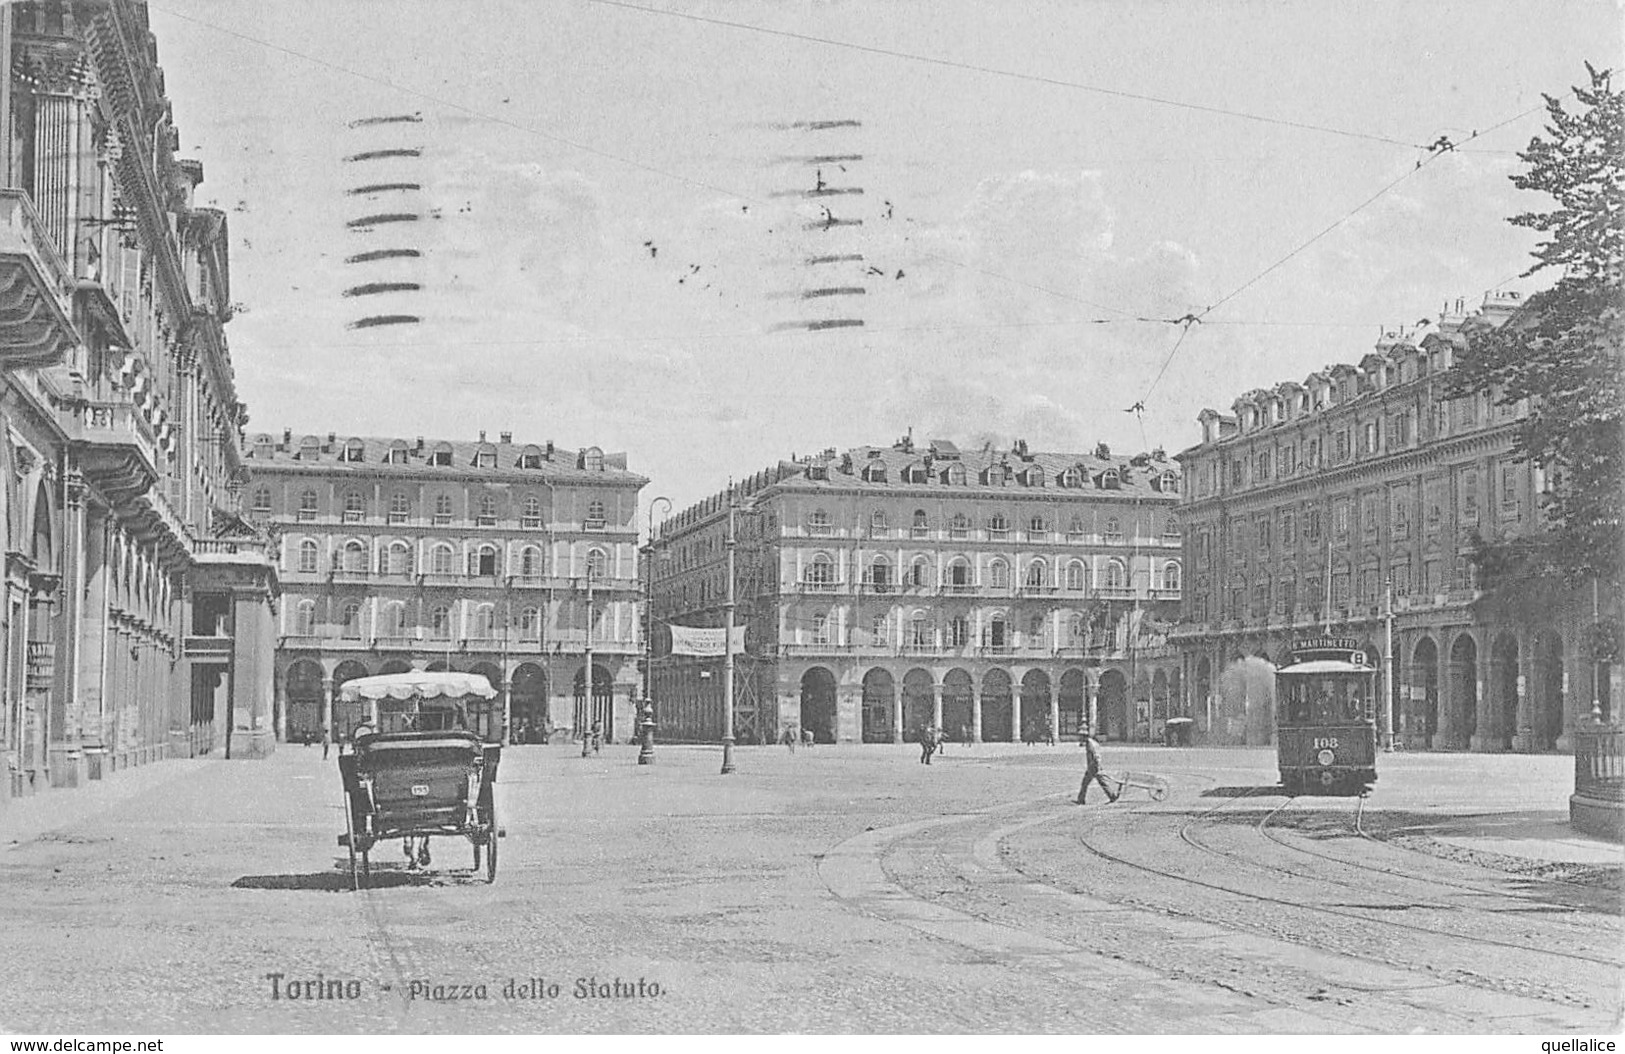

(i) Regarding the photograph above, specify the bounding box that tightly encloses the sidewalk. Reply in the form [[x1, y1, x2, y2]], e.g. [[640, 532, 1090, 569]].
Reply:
[[1, 755, 210, 849]]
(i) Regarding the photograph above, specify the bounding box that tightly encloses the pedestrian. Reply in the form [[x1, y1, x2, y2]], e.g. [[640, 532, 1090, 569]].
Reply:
[[589, 720, 602, 754], [783, 725, 798, 752], [1076, 733, 1118, 804], [934, 725, 947, 756], [320, 727, 330, 760], [960, 722, 972, 748], [919, 725, 937, 765]]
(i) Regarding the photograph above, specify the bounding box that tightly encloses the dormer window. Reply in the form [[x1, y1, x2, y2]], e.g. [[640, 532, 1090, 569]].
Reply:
[[806, 464, 827, 481], [904, 462, 929, 483], [1025, 466, 1045, 487], [298, 436, 321, 460], [520, 444, 544, 469], [942, 463, 965, 485], [862, 462, 887, 483], [342, 438, 366, 463], [1160, 469, 1179, 493], [387, 440, 409, 465], [475, 444, 497, 469], [1102, 468, 1120, 489], [252, 436, 273, 459], [430, 442, 453, 467], [580, 446, 604, 472], [1060, 467, 1083, 488]]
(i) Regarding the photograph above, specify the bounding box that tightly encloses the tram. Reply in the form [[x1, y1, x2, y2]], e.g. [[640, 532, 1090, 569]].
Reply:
[[1274, 636, 1379, 795]]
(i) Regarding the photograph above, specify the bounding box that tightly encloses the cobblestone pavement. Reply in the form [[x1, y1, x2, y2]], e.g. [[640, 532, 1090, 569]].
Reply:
[[0, 741, 1618, 1034]]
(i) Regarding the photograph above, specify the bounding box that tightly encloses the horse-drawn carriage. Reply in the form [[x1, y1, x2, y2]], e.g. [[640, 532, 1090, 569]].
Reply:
[[335, 671, 504, 889]]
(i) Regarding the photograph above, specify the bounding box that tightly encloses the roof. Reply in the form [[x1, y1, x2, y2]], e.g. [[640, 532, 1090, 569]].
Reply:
[[246, 431, 646, 485], [784, 443, 1180, 497]]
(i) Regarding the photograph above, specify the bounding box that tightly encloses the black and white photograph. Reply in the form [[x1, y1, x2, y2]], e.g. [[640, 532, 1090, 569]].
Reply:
[[0, 0, 1620, 1040]]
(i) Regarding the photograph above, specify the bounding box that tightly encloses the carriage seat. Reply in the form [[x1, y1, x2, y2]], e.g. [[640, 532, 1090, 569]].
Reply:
[[354, 731, 483, 815]]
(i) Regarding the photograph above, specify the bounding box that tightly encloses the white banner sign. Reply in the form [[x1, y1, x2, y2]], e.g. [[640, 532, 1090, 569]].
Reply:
[[668, 625, 746, 657]]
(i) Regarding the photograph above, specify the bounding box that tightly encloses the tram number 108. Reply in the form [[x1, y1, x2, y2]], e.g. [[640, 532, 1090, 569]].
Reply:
[[1312, 737, 1340, 749]]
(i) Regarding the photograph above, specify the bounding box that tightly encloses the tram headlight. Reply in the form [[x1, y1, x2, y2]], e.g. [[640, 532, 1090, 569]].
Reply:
[[1316, 749, 1336, 766]]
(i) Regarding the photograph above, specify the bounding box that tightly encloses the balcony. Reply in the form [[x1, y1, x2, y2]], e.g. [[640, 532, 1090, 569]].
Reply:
[[0, 189, 78, 368], [184, 635, 232, 662], [68, 399, 159, 505], [800, 580, 840, 594]]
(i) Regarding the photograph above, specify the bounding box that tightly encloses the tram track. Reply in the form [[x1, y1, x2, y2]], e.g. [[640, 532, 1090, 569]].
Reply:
[[1036, 789, 1610, 1010]]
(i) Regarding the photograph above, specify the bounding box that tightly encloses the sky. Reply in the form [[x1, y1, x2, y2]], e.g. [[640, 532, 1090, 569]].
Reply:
[[145, 0, 1622, 528]]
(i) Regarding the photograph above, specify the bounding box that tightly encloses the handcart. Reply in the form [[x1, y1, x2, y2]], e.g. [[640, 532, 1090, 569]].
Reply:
[[334, 671, 504, 889], [1108, 771, 1169, 801]]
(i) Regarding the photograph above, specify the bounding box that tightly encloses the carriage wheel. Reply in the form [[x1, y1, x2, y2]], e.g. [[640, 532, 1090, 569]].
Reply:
[[473, 838, 482, 872], [485, 830, 498, 883]]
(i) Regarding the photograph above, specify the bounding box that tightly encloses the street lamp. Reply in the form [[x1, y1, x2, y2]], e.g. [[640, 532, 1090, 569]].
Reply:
[[640, 495, 672, 765]]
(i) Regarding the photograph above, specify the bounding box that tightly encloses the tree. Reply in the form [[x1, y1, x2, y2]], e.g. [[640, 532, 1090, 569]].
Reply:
[[1447, 63, 1623, 587]]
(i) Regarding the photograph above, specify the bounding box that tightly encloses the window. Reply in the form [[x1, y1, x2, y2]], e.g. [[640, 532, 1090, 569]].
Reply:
[[340, 601, 363, 639], [472, 604, 496, 638], [904, 462, 928, 483], [870, 614, 890, 644], [1499, 461, 1520, 512], [1061, 467, 1083, 488], [1277, 578, 1293, 614], [1252, 581, 1270, 617], [1256, 451, 1271, 482], [253, 436, 273, 459], [1281, 512, 1296, 547], [1067, 516, 1085, 541], [585, 500, 605, 529], [477, 495, 498, 526], [586, 548, 607, 579], [430, 442, 453, 467], [988, 513, 1009, 538], [1024, 560, 1047, 589], [948, 616, 970, 648], [1392, 488, 1412, 539], [298, 539, 319, 573], [294, 600, 316, 635], [1334, 431, 1349, 462], [1163, 561, 1182, 591], [867, 556, 892, 592], [1160, 469, 1178, 493], [862, 462, 886, 482], [949, 512, 969, 539], [989, 560, 1010, 590], [985, 615, 1008, 649], [1277, 445, 1294, 477], [806, 554, 835, 587], [341, 491, 366, 523], [297, 489, 318, 521], [1333, 498, 1350, 539], [1257, 519, 1272, 552], [1305, 439, 1319, 468], [1102, 468, 1120, 489], [1305, 508, 1322, 545], [1026, 466, 1045, 487], [946, 559, 972, 590], [469, 544, 499, 577], [1065, 561, 1087, 592], [909, 557, 931, 588], [1028, 514, 1047, 538], [909, 614, 932, 648], [384, 491, 409, 525], [430, 544, 455, 575], [387, 441, 409, 465], [943, 463, 965, 485], [429, 604, 451, 638], [1362, 421, 1379, 455], [298, 436, 321, 460], [250, 486, 271, 512], [433, 494, 454, 524], [1231, 460, 1244, 486], [519, 607, 541, 640], [342, 438, 365, 463], [1027, 613, 1046, 645], [1104, 560, 1126, 591], [476, 445, 497, 469], [870, 509, 889, 537], [342, 540, 367, 573], [519, 546, 544, 577], [911, 509, 929, 538], [807, 509, 832, 536], [521, 495, 544, 529], [1104, 517, 1122, 543], [810, 614, 829, 645], [385, 541, 413, 575], [520, 445, 544, 469], [1461, 470, 1480, 523], [1069, 615, 1086, 645]]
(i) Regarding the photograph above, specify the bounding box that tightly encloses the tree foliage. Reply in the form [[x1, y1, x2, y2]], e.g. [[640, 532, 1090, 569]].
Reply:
[[1447, 64, 1623, 587]]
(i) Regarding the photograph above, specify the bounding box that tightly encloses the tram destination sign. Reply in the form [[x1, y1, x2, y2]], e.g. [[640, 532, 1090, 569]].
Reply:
[[1289, 637, 1368, 665]]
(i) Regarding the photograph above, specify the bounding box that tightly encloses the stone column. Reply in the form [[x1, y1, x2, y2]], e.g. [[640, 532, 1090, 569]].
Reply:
[[1511, 633, 1536, 752], [970, 684, 982, 743], [892, 684, 903, 745], [1049, 690, 1061, 745], [1011, 681, 1023, 743], [49, 469, 87, 787], [1086, 680, 1099, 738], [931, 682, 943, 730]]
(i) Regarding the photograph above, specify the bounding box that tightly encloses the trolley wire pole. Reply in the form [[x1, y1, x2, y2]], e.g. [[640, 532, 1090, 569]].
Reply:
[[582, 566, 594, 758], [1384, 574, 1396, 752], [721, 485, 737, 774]]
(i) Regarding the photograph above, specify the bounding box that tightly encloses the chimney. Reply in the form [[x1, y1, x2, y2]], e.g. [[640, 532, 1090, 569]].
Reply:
[[479, 430, 487, 443], [281, 427, 291, 448], [545, 440, 554, 457], [415, 436, 424, 453], [499, 431, 512, 444]]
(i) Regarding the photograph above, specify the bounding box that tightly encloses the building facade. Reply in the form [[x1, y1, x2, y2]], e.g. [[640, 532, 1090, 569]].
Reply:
[[1172, 293, 1621, 751], [1, 1, 278, 804], [651, 437, 1184, 745], [246, 431, 647, 744]]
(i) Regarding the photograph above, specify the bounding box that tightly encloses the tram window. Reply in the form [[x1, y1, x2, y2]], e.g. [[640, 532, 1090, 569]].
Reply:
[[1314, 680, 1338, 721]]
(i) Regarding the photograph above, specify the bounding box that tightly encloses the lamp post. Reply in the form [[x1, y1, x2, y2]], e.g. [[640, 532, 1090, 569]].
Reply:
[[581, 557, 595, 758], [641, 495, 672, 765]]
